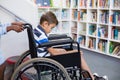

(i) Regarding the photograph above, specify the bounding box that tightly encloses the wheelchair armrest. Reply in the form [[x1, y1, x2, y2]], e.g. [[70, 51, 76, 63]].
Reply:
[[48, 34, 71, 40], [38, 39, 74, 48]]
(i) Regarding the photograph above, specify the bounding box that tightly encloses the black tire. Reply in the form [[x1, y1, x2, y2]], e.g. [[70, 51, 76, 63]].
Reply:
[[14, 50, 30, 70], [11, 58, 71, 80]]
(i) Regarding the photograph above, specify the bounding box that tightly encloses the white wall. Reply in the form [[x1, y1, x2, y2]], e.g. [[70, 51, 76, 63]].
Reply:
[[0, 10, 29, 59], [0, 0, 39, 59], [0, 0, 39, 27]]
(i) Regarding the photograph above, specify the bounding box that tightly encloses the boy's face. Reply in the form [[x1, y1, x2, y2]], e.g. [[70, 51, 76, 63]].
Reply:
[[42, 21, 56, 34]]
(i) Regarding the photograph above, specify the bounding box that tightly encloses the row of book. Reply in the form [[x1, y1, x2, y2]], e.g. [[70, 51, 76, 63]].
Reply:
[[80, 25, 120, 40], [110, 12, 120, 25], [80, 0, 110, 8], [99, 0, 110, 8], [89, 24, 96, 36], [91, 11, 97, 22], [35, 0, 120, 8], [88, 37, 96, 49], [79, 0, 87, 7], [38, 9, 78, 20], [51, 22, 70, 33], [78, 36, 86, 46], [71, 0, 78, 8], [98, 40, 107, 52], [109, 42, 120, 56], [71, 9, 78, 20], [61, 9, 70, 20], [112, 0, 120, 8], [111, 27, 120, 40], [72, 34, 77, 41], [35, 0, 78, 8], [35, 0, 51, 7], [88, 0, 97, 8], [100, 11, 109, 24], [71, 22, 77, 34], [98, 26, 108, 38], [79, 10, 97, 22], [78, 9, 87, 21]]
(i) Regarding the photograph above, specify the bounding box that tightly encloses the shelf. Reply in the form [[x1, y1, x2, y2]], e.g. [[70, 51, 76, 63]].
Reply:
[[98, 8, 109, 10], [109, 39, 120, 43], [78, 0, 120, 58], [111, 8, 120, 11], [80, 47, 120, 59], [98, 37, 108, 40], [35, 0, 120, 59]]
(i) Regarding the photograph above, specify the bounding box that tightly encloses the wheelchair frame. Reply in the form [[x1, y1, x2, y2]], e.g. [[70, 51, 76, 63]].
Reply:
[[11, 23, 92, 80]]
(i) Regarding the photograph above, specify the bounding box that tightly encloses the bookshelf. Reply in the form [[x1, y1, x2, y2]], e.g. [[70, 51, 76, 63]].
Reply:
[[78, 0, 120, 59], [34, 0, 120, 59]]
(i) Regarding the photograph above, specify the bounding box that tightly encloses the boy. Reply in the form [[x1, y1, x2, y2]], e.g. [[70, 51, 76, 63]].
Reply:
[[33, 11, 107, 80]]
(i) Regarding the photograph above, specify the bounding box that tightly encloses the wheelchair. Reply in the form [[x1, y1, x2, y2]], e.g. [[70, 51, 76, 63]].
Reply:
[[11, 23, 92, 80]]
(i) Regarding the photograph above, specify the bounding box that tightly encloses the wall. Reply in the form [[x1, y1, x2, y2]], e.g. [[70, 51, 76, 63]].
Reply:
[[0, 0, 39, 59], [0, 0, 39, 27], [0, 10, 29, 59]]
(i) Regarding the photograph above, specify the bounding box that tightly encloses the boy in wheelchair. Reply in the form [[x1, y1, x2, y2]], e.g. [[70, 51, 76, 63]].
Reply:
[[33, 11, 107, 80]]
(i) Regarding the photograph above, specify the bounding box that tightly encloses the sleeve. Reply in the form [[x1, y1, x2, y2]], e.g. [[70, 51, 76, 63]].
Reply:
[[33, 28, 49, 44], [0, 23, 11, 35]]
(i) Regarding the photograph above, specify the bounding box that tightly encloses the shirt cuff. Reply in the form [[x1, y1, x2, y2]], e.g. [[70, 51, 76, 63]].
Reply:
[[2, 23, 11, 34]]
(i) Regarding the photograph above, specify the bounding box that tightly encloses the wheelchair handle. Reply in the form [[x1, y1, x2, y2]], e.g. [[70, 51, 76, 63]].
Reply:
[[23, 23, 33, 29]]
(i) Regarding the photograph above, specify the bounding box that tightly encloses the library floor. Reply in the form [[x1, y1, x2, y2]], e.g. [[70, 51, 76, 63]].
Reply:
[[81, 48, 120, 80]]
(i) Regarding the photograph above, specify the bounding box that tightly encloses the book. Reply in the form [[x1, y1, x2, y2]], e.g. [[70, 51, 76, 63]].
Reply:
[[88, 38, 93, 48], [50, 0, 61, 7], [78, 11, 80, 21], [80, 9, 87, 21], [89, 25, 96, 35], [36, 0, 50, 7], [114, 28, 118, 40], [60, 0, 71, 8], [118, 32, 120, 40], [98, 40, 103, 51], [72, 9, 78, 20], [109, 42, 114, 54], [111, 27, 115, 39], [112, 45, 120, 55], [79, 0, 87, 7]]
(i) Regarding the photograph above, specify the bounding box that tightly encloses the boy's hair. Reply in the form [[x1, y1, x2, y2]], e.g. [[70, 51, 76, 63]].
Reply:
[[40, 11, 58, 25]]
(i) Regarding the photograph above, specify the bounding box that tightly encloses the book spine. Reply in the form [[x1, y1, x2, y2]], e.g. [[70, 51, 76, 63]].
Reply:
[[114, 29, 118, 40], [50, 0, 53, 7]]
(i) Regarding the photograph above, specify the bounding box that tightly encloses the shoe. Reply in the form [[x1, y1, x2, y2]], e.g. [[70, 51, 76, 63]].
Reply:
[[93, 73, 108, 80]]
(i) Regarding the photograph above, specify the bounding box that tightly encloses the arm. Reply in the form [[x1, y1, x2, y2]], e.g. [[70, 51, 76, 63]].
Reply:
[[47, 47, 78, 56], [7, 22, 24, 32], [0, 22, 23, 36], [48, 47, 66, 55], [0, 26, 7, 35]]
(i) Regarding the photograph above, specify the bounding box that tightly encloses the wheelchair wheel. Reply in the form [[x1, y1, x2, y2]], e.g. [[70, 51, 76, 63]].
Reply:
[[14, 50, 30, 70], [11, 58, 71, 80]]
